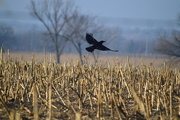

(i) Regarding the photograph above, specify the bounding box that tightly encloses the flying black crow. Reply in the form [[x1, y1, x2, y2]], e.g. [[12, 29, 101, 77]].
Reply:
[[85, 33, 118, 52]]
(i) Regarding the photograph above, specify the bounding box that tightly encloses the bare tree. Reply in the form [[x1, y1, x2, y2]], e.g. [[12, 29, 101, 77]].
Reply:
[[156, 13, 180, 58], [0, 24, 16, 52], [62, 10, 98, 64], [30, 0, 76, 63], [0, 25, 14, 47], [156, 31, 180, 58]]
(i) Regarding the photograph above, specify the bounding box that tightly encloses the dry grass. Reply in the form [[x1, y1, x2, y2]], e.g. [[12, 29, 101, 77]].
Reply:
[[0, 52, 179, 120]]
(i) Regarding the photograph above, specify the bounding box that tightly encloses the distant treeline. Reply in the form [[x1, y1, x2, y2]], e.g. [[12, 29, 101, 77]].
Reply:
[[0, 24, 176, 54]]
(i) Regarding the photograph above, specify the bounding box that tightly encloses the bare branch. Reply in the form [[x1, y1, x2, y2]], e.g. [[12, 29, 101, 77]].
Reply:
[[156, 32, 180, 57], [30, 1, 55, 43]]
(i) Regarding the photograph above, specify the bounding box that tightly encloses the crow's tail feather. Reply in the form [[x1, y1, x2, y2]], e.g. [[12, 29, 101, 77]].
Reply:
[[110, 50, 118, 52]]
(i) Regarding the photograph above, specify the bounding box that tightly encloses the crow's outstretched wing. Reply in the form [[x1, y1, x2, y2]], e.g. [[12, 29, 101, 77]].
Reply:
[[96, 45, 118, 52], [86, 33, 98, 45], [86, 46, 95, 52]]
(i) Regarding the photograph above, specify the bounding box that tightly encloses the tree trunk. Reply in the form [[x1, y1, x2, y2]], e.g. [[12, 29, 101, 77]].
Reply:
[[92, 52, 98, 63], [55, 45, 60, 63], [79, 50, 83, 65], [77, 43, 83, 64], [56, 52, 60, 64]]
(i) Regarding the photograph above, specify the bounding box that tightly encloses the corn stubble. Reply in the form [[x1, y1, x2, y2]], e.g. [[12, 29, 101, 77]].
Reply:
[[0, 54, 179, 120]]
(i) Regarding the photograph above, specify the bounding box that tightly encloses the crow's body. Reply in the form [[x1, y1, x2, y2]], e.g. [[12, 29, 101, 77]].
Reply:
[[85, 33, 118, 52]]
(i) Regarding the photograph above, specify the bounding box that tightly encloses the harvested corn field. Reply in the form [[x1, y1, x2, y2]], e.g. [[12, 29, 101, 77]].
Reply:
[[0, 55, 179, 120]]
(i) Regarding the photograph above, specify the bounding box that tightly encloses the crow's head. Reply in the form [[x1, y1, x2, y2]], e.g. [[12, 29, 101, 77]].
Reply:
[[99, 40, 106, 44]]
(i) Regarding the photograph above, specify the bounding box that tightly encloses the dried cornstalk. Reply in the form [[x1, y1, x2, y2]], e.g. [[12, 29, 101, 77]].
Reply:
[[33, 84, 38, 120]]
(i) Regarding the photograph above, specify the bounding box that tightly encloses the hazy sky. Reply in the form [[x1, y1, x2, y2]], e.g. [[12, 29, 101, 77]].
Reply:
[[0, 0, 180, 28], [76, 0, 180, 21], [1, 0, 180, 20]]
